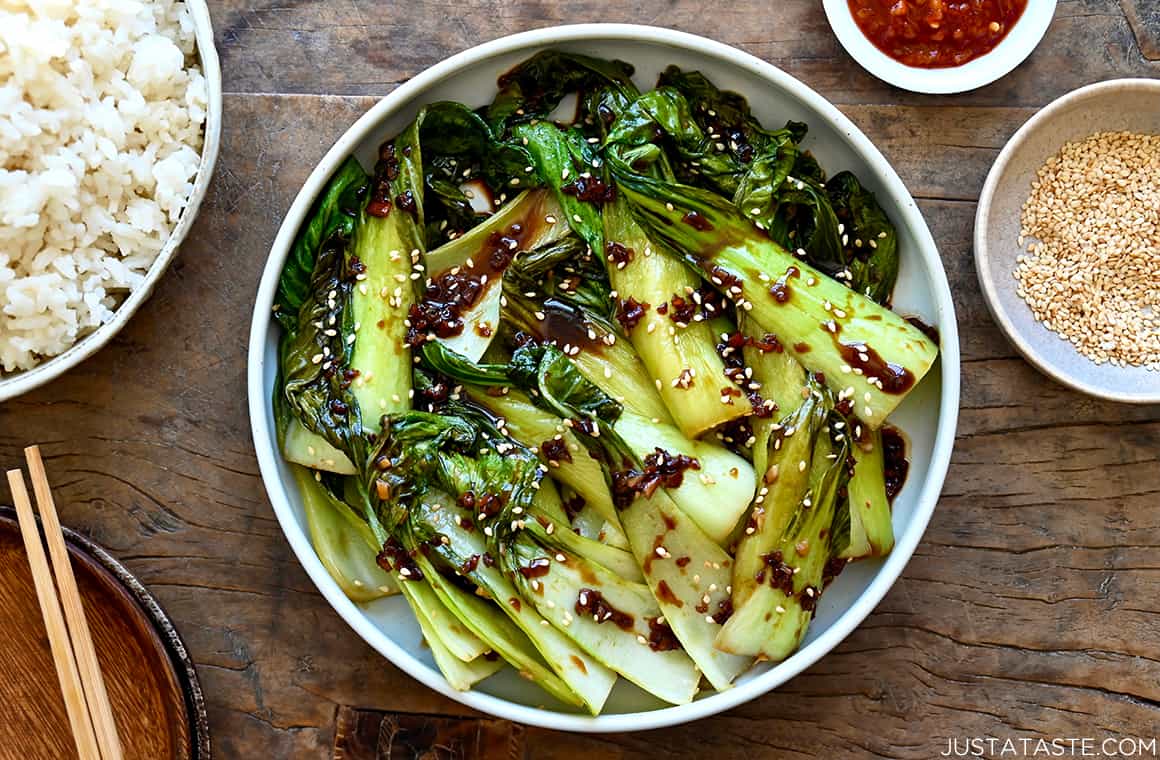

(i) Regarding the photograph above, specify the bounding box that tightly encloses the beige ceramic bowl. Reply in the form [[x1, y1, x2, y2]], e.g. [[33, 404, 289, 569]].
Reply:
[[975, 79, 1160, 403], [0, 0, 222, 403]]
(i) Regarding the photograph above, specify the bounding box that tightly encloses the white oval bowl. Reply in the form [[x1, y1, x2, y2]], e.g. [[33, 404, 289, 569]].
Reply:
[[0, 0, 223, 402], [248, 24, 961, 732], [823, 0, 1056, 94]]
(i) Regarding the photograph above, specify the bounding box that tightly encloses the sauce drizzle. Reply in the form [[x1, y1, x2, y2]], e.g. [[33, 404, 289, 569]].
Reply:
[[880, 424, 909, 502], [835, 340, 915, 395], [575, 588, 635, 631]]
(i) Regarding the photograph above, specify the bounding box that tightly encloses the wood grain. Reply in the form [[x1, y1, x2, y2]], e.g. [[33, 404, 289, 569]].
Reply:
[[1, 2, 1158, 757], [333, 707, 525, 759], [208, 0, 1159, 105], [0, 517, 192, 760], [1122, 0, 1160, 60]]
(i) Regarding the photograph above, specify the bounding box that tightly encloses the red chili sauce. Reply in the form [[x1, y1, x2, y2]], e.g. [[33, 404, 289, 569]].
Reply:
[[847, 0, 1028, 68]]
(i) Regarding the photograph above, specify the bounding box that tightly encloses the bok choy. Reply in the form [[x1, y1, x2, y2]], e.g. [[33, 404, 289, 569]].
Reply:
[[271, 50, 936, 713]]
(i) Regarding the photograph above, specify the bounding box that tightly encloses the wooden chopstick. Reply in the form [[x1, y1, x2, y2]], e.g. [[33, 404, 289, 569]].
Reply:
[[7, 468, 102, 760], [25, 446, 124, 760]]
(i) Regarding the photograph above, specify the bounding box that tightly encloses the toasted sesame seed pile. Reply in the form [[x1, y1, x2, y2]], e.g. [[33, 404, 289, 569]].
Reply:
[[1014, 131, 1160, 370]]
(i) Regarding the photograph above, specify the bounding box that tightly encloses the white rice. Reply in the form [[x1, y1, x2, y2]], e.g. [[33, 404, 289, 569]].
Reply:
[[0, 0, 207, 372]]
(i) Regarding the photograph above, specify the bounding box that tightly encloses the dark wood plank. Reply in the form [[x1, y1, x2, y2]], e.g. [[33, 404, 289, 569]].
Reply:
[[209, 0, 1160, 106], [1122, 0, 1160, 60], [333, 707, 525, 759]]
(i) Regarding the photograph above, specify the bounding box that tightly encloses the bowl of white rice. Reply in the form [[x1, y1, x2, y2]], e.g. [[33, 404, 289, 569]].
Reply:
[[0, 0, 221, 401]]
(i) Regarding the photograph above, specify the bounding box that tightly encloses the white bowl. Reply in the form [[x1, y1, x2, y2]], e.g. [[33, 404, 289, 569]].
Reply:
[[247, 24, 961, 732], [0, 0, 222, 402], [975, 78, 1160, 403], [823, 0, 1056, 94]]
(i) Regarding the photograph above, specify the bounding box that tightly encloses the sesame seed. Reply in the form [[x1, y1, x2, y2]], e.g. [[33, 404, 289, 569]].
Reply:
[[1013, 130, 1160, 369]]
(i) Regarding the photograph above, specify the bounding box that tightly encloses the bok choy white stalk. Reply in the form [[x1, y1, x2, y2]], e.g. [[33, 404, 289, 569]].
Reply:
[[606, 108, 937, 427], [513, 116, 752, 437], [504, 342, 752, 689], [413, 498, 616, 713], [716, 386, 849, 660], [495, 284, 757, 545]]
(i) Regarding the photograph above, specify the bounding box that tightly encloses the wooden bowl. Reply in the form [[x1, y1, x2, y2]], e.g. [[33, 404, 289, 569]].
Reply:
[[975, 78, 1160, 403], [0, 508, 210, 758]]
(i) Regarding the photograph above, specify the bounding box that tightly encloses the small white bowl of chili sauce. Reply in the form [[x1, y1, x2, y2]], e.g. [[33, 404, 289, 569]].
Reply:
[[823, 0, 1057, 94]]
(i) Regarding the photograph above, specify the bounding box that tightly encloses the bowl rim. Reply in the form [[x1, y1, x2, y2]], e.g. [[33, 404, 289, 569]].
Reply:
[[822, 0, 1057, 95], [0, 0, 223, 402], [246, 22, 961, 732], [974, 77, 1160, 404]]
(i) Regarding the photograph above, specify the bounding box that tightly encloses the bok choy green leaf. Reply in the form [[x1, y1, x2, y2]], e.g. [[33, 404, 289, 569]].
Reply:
[[275, 156, 368, 329]]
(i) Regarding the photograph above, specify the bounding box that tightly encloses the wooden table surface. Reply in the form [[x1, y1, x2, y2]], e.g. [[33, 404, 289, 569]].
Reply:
[[4, 2, 1160, 758]]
